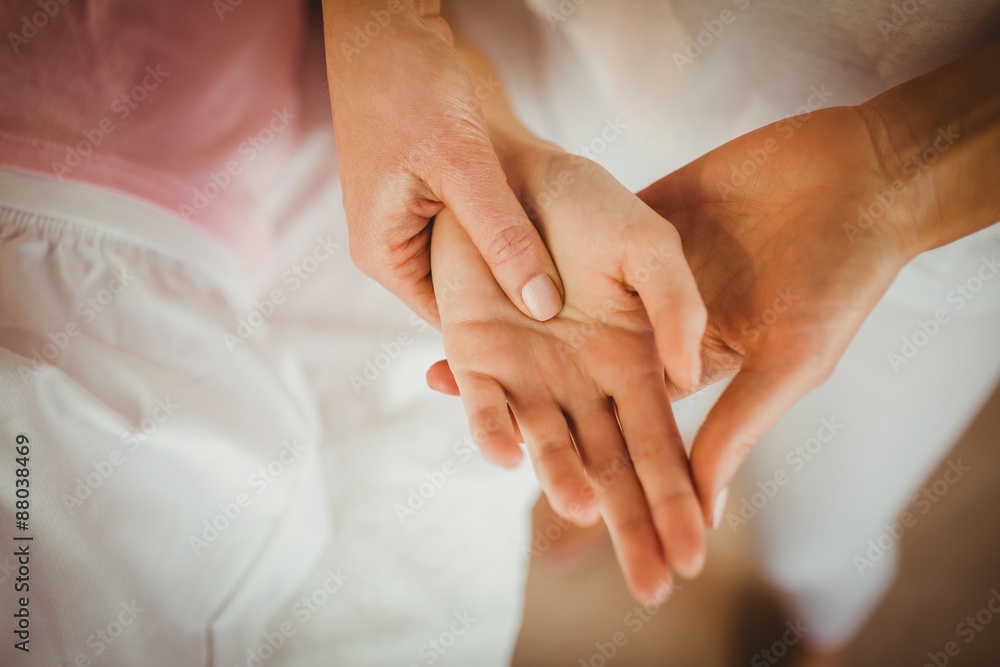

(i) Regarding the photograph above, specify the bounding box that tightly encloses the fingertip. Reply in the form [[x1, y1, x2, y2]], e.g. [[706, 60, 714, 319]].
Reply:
[[482, 441, 524, 468], [653, 308, 706, 394], [426, 359, 461, 396], [670, 532, 706, 580], [631, 570, 673, 607]]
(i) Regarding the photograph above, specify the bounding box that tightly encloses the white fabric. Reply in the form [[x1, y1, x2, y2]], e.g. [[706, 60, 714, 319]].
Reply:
[[0, 120, 539, 666], [0, 168, 328, 666]]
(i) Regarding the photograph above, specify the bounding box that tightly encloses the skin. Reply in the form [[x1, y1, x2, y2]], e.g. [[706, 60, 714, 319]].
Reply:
[[323, 0, 564, 325], [430, 37, 1000, 581], [430, 148, 707, 602], [639, 39, 1000, 524]]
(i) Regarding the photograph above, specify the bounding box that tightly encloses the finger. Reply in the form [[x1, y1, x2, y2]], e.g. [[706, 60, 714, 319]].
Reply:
[[440, 152, 564, 322], [426, 359, 461, 396], [452, 372, 523, 468], [626, 215, 707, 393], [392, 273, 441, 329], [569, 401, 672, 603], [512, 400, 596, 525], [690, 354, 830, 529], [427, 361, 524, 440], [614, 376, 705, 579], [349, 221, 442, 328]]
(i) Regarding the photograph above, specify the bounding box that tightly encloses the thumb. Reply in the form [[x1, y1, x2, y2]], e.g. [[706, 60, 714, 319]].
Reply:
[[690, 352, 832, 529], [440, 153, 564, 321]]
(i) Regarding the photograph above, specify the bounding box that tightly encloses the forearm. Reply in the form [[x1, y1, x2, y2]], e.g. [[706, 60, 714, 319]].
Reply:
[[860, 39, 1000, 254]]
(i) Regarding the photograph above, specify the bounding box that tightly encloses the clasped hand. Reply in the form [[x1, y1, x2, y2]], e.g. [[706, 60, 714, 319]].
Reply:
[[427, 107, 921, 603]]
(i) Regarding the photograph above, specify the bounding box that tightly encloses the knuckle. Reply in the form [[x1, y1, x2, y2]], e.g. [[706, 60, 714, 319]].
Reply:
[[648, 489, 696, 519], [486, 224, 537, 268], [534, 438, 572, 464], [471, 406, 508, 438], [611, 513, 654, 542]]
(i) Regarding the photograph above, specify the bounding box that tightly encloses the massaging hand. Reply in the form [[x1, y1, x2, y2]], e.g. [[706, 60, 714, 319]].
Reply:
[[323, 0, 562, 325], [429, 140, 708, 602], [635, 105, 937, 526]]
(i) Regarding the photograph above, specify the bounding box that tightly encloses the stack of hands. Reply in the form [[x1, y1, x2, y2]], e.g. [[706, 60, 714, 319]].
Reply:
[[325, 1, 1000, 602]]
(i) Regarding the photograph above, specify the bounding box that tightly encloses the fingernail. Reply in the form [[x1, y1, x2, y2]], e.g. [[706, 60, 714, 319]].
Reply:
[[521, 274, 562, 321], [711, 486, 729, 529]]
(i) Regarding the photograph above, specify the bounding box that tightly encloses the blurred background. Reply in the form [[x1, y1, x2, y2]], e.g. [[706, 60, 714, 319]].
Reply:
[[514, 384, 1000, 667]]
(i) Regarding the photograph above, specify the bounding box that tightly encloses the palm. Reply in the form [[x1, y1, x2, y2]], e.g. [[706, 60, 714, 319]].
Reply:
[[638, 106, 915, 503]]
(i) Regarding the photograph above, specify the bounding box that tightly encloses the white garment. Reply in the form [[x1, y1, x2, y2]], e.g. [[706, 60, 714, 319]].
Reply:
[[0, 127, 539, 667], [450, 0, 1000, 649], [0, 169, 328, 666]]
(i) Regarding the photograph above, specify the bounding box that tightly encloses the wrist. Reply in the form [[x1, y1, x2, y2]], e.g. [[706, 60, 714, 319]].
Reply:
[[856, 40, 1000, 256]]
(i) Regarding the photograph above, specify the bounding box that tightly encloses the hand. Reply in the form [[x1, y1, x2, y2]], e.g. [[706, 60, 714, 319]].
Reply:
[[636, 105, 923, 525], [323, 0, 562, 325], [432, 41, 1000, 529], [429, 140, 707, 602]]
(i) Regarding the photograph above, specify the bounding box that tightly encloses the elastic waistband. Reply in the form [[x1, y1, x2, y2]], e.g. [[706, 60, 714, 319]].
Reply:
[[0, 168, 253, 302]]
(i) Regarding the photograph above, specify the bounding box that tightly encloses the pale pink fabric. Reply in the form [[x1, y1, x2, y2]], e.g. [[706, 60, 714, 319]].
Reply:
[[0, 0, 306, 266]]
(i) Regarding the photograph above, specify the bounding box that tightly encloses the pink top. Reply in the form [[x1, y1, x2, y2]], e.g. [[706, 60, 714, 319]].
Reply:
[[0, 0, 306, 267]]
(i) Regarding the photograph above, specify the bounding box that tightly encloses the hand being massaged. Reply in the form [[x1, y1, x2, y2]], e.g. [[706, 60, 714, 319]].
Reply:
[[428, 135, 708, 603]]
